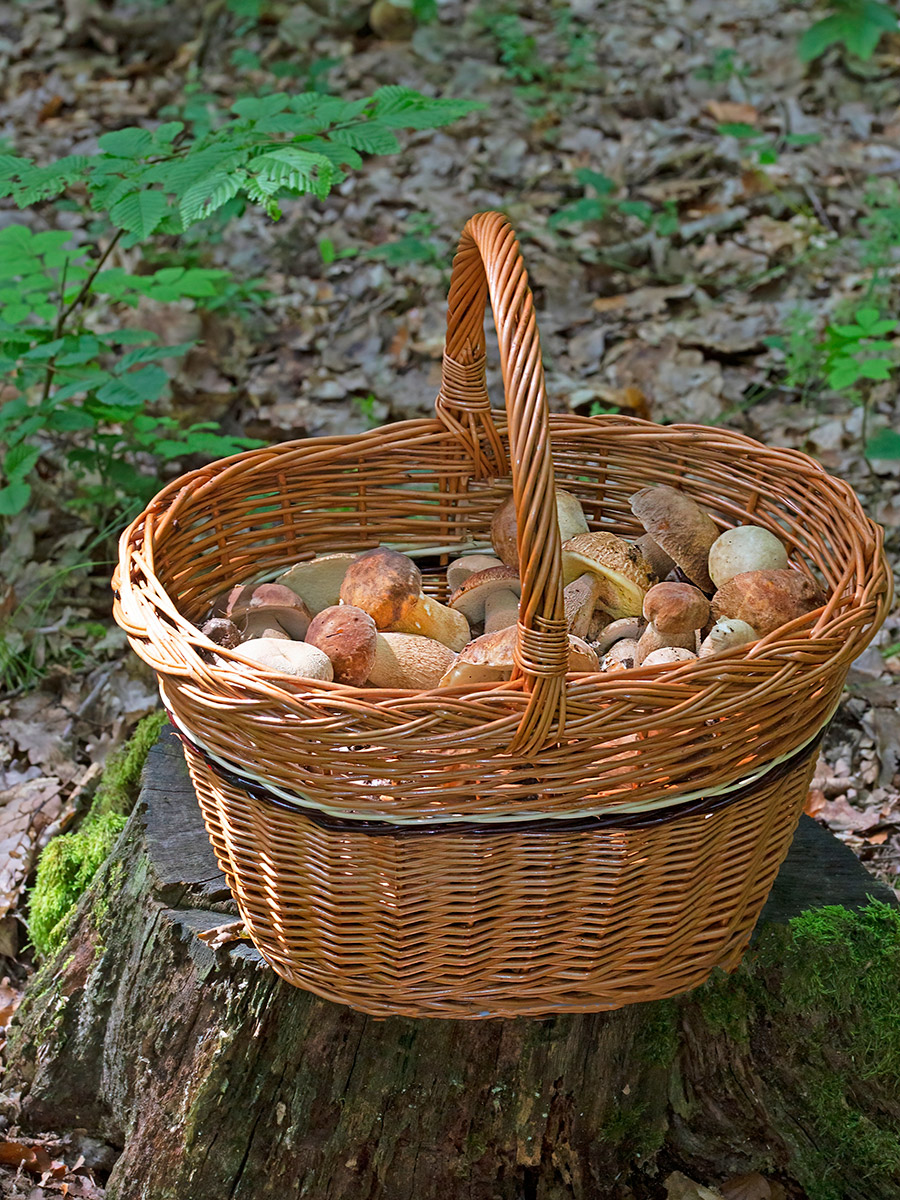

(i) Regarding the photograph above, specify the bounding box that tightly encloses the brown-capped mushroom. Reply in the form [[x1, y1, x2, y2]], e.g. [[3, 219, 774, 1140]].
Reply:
[[636, 582, 710, 664], [641, 647, 697, 667], [279, 553, 359, 615], [305, 605, 377, 686], [439, 626, 598, 686], [698, 618, 758, 658], [236, 638, 334, 679], [367, 632, 456, 689], [446, 553, 503, 592], [490, 488, 589, 570], [711, 569, 826, 635], [592, 617, 645, 656], [561, 532, 654, 619], [633, 533, 674, 582], [708, 526, 789, 589], [450, 566, 521, 634], [228, 583, 312, 641], [200, 617, 242, 648], [630, 485, 719, 593], [339, 547, 470, 651]]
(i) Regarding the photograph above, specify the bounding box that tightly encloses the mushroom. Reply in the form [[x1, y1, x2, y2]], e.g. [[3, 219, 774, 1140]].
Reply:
[[439, 626, 599, 686], [227, 583, 313, 641], [592, 617, 645, 657], [304, 605, 378, 686], [446, 553, 503, 592], [641, 647, 698, 667], [561, 532, 654, 619], [490, 488, 589, 570], [200, 617, 242, 649], [450, 566, 521, 634], [601, 638, 640, 671], [279, 552, 359, 615], [636, 582, 710, 664], [708, 526, 789, 589], [236, 638, 334, 679], [630, 485, 719, 593], [367, 632, 456, 689], [698, 618, 759, 658], [711, 569, 826, 635], [633, 533, 674, 582], [564, 573, 604, 639], [339, 547, 470, 651]]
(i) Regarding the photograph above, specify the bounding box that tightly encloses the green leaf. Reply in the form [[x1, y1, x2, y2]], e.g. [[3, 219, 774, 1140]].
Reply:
[[832, 323, 866, 339], [118, 342, 194, 368], [717, 123, 759, 139], [178, 170, 245, 225], [798, 13, 846, 61], [827, 360, 861, 389], [47, 408, 96, 431], [854, 306, 882, 330], [330, 122, 400, 155], [859, 358, 893, 380], [843, 12, 887, 58], [866, 428, 900, 458], [231, 94, 290, 120], [109, 190, 168, 237], [575, 168, 616, 195], [97, 127, 154, 158], [0, 479, 30, 515], [3, 442, 39, 479]]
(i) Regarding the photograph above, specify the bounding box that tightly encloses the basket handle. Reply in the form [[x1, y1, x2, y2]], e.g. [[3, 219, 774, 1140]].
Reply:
[[436, 211, 568, 755]]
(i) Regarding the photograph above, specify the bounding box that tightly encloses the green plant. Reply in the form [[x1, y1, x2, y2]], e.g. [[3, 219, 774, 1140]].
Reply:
[[549, 169, 680, 238], [0, 87, 479, 518], [366, 212, 449, 268], [717, 122, 821, 165], [822, 305, 897, 390], [799, 0, 898, 63], [693, 48, 752, 83]]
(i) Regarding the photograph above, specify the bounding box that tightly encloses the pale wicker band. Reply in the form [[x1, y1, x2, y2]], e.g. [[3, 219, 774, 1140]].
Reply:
[[161, 681, 836, 828]]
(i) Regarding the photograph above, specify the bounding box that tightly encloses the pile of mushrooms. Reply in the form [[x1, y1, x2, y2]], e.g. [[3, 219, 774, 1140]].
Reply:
[[200, 482, 826, 687]]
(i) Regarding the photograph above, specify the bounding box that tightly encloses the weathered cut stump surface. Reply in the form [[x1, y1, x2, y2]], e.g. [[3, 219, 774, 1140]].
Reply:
[[6, 727, 899, 1200]]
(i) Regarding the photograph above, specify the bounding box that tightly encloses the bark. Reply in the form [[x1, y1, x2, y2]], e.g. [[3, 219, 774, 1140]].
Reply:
[[5, 727, 899, 1200]]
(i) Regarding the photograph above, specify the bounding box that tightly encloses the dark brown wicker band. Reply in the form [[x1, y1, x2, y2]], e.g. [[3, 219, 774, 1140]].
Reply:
[[167, 714, 824, 838]]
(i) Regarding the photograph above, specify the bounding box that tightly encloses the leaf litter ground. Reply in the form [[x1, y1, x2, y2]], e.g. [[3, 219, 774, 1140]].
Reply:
[[0, 2, 899, 1197]]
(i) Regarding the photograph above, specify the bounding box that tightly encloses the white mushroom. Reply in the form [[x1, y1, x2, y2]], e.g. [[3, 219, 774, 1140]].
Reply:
[[698, 618, 759, 658], [367, 632, 456, 689], [236, 638, 334, 679], [708, 526, 789, 589]]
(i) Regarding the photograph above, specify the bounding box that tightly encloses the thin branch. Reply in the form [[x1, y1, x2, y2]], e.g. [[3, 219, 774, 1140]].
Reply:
[[58, 227, 124, 328]]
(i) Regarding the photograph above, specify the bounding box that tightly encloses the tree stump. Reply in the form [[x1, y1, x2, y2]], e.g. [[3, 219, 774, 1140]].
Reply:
[[6, 727, 900, 1200]]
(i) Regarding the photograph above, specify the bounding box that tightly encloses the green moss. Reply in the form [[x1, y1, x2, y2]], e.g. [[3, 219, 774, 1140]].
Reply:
[[694, 967, 759, 1046], [27, 711, 165, 958], [634, 999, 680, 1066], [88, 710, 166, 820], [750, 902, 900, 1200]]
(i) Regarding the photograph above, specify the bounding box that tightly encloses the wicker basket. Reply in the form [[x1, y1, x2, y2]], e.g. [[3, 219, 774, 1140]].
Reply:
[[114, 212, 892, 1019]]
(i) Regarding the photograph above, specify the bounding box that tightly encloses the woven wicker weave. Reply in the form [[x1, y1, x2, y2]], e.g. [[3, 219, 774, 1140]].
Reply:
[[114, 212, 892, 1018]]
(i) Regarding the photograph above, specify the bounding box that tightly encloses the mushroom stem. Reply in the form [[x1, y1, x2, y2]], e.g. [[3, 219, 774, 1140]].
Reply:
[[390, 592, 471, 651], [483, 589, 520, 634]]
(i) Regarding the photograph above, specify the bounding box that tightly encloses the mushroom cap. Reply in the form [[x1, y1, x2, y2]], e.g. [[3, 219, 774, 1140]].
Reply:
[[601, 638, 639, 670], [237, 638, 334, 680], [449, 566, 522, 623], [641, 647, 698, 667], [698, 618, 758, 658], [630, 485, 719, 592], [708, 526, 789, 589], [592, 617, 645, 656], [368, 632, 456, 689], [561, 532, 653, 618], [564, 572, 603, 638], [279, 553, 358, 615], [712, 569, 826, 635], [633, 533, 674, 582], [446, 553, 504, 592], [200, 617, 242, 648], [567, 636, 599, 672], [490, 488, 589, 570], [305, 605, 378, 686], [643, 582, 710, 634], [339, 547, 421, 630], [441, 625, 518, 686], [232, 583, 312, 639]]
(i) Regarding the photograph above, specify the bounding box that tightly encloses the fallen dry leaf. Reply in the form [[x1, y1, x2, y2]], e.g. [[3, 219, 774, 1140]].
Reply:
[[815, 795, 882, 833], [665, 1171, 725, 1200], [707, 100, 759, 125], [720, 1172, 783, 1200], [0, 975, 22, 1028], [804, 787, 826, 817], [197, 920, 250, 949], [0, 777, 63, 920]]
